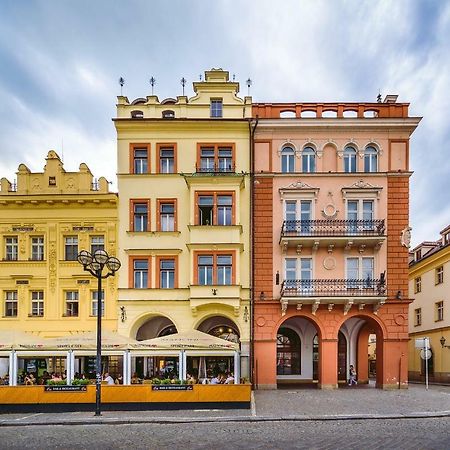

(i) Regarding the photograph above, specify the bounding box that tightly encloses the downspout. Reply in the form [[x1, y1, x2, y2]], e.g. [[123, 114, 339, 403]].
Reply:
[[249, 117, 258, 388]]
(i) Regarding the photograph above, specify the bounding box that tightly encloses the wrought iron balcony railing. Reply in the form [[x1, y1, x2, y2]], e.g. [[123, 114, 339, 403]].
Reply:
[[280, 278, 386, 297], [281, 219, 385, 237], [195, 162, 236, 174]]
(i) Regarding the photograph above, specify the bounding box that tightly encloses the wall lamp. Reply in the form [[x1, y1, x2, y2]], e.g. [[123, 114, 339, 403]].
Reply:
[[440, 337, 450, 348], [212, 289, 217, 296], [396, 290, 402, 300], [260, 291, 265, 301]]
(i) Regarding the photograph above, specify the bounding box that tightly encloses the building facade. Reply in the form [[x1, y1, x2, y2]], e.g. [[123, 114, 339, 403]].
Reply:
[[0, 150, 118, 332], [114, 69, 252, 379], [408, 226, 450, 383], [252, 100, 420, 389]]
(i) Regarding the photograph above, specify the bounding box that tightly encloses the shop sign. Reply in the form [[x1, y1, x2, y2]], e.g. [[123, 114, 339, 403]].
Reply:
[[151, 385, 193, 391], [44, 385, 87, 392]]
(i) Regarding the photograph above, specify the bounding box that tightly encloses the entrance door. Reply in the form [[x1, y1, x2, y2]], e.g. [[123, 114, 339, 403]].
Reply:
[[337, 331, 347, 381], [312, 334, 319, 381]]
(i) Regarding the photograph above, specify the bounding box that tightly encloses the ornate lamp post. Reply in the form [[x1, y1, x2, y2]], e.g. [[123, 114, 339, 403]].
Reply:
[[77, 249, 121, 416]]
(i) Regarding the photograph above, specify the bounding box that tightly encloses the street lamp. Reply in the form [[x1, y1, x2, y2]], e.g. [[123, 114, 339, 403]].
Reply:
[[77, 249, 121, 416]]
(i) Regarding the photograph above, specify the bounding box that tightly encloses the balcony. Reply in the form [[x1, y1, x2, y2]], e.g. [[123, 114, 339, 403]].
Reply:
[[189, 284, 242, 315], [279, 277, 387, 315], [280, 219, 385, 250], [195, 162, 235, 174]]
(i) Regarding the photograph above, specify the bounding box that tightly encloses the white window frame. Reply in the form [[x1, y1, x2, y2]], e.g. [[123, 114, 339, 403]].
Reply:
[[364, 145, 378, 172], [414, 308, 421, 327], [5, 236, 18, 261], [65, 290, 79, 317], [31, 291, 44, 317], [5, 290, 18, 317], [91, 290, 105, 317], [281, 146, 296, 173], [435, 301, 444, 322], [343, 146, 358, 173], [31, 236, 45, 261], [345, 256, 375, 288], [301, 146, 316, 173]]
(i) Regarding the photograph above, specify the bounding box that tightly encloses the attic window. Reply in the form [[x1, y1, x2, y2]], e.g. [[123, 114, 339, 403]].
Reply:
[[131, 110, 144, 119], [210, 99, 223, 118], [49, 177, 56, 186], [162, 110, 175, 119]]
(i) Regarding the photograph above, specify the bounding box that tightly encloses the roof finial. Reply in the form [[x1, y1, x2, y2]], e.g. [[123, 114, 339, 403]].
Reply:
[[180, 77, 187, 96], [119, 77, 125, 96], [149, 77, 156, 95], [246, 78, 252, 96], [377, 90, 382, 103]]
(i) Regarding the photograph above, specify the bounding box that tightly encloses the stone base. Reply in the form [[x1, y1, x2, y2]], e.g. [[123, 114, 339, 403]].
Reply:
[[318, 383, 338, 390], [256, 383, 277, 390]]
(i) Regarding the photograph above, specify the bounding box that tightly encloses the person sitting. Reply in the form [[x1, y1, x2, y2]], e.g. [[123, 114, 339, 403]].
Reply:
[[103, 372, 115, 385], [210, 375, 220, 384], [225, 373, 234, 384], [24, 373, 34, 385], [131, 372, 140, 384], [115, 375, 123, 385]]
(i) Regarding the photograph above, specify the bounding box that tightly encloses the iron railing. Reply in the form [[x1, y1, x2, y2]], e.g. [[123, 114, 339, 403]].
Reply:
[[280, 278, 386, 297], [281, 219, 385, 237], [195, 162, 236, 174]]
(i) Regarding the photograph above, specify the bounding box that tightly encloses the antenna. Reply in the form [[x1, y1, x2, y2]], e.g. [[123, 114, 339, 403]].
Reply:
[[246, 78, 252, 96], [119, 77, 125, 96], [180, 77, 187, 96], [149, 77, 156, 95]]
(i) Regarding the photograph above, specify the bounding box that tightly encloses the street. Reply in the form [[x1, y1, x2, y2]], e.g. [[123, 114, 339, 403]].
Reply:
[[0, 418, 449, 449]]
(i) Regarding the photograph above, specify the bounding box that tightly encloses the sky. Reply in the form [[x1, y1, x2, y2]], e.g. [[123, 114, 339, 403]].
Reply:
[[0, 0, 449, 246]]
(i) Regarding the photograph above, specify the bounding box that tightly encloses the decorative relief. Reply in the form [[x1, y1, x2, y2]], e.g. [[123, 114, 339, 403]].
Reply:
[[321, 191, 339, 219], [394, 315, 406, 326], [48, 242, 57, 293], [323, 257, 336, 271], [400, 227, 412, 248], [256, 317, 266, 327], [65, 177, 75, 190], [284, 180, 316, 190], [347, 180, 377, 189], [19, 236, 26, 255]]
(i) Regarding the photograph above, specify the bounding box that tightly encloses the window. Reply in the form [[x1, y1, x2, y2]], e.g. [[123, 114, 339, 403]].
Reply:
[[364, 146, 378, 172], [196, 192, 234, 225], [346, 257, 374, 288], [90, 236, 104, 254], [157, 199, 176, 231], [277, 328, 301, 375], [347, 199, 374, 232], [436, 266, 444, 284], [65, 291, 79, 317], [281, 146, 295, 173], [197, 144, 235, 173], [91, 290, 105, 317], [284, 200, 312, 233], [435, 301, 444, 322], [210, 99, 223, 118], [414, 277, 422, 294], [31, 236, 44, 261], [64, 236, 78, 261], [31, 291, 44, 317], [130, 199, 150, 232], [129, 143, 150, 174], [302, 146, 316, 173], [158, 258, 176, 289], [284, 258, 312, 291], [344, 146, 357, 172], [195, 252, 234, 285], [133, 259, 149, 289], [414, 308, 422, 326], [157, 144, 176, 174], [5, 291, 18, 317], [5, 236, 18, 261]]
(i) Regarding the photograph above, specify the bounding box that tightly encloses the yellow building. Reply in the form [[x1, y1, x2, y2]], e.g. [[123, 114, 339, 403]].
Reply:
[[114, 69, 252, 380], [408, 225, 450, 383], [0, 150, 118, 338]]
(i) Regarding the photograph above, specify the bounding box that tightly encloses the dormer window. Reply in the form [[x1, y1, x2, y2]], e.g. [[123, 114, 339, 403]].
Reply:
[[131, 110, 144, 119], [162, 110, 175, 119], [49, 176, 56, 186], [210, 99, 223, 118]]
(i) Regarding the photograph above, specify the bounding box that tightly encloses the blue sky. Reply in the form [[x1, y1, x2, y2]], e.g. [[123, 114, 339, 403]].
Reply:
[[0, 0, 449, 246]]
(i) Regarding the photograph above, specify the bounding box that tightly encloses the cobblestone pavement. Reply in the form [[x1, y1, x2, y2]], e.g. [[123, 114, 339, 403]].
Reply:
[[0, 418, 449, 449]]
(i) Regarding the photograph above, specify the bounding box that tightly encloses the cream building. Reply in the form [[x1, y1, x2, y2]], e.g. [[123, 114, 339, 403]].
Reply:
[[409, 225, 450, 383], [114, 69, 252, 380]]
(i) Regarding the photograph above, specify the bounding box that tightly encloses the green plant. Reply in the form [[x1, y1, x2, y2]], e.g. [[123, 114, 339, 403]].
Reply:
[[72, 378, 90, 386], [46, 379, 67, 386], [151, 378, 161, 385], [161, 378, 171, 385]]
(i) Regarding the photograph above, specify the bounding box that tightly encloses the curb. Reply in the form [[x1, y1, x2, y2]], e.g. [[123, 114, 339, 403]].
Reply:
[[1, 411, 450, 427]]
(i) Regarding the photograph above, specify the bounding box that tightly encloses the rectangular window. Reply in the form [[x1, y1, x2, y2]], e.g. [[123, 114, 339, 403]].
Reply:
[[64, 236, 78, 261], [157, 144, 176, 174], [31, 236, 44, 261], [130, 144, 150, 174], [284, 258, 312, 291], [133, 259, 149, 289], [435, 301, 444, 322], [159, 258, 175, 289], [414, 308, 422, 326], [90, 236, 104, 254], [91, 290, 105, 317], [198, 255, 214, 285], [414, 277, 422, 294], [196, 192, 234, 226], [31, 291, 44, 317], [217, 255, 232, 285], [197, 144, 235, 173], [5, 236, 18, 261], [195, 252, 235, 286], [346, 257, 374, 289], [130, 199, 150, 232], [436, 266, 444, 285], [65, 291, 79, 317], [5, 291, 18, 317], [157, 199, 176, 232], [210, 99, 223, 118], [347, 199, 374, 232]]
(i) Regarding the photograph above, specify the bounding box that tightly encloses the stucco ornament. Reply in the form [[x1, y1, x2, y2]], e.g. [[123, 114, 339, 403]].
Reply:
[[322, 191, 338, 218], [400, 227, 412, 248]]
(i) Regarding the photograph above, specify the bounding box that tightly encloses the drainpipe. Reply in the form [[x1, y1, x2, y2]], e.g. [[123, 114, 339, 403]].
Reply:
[[249, 117, 258, 388]]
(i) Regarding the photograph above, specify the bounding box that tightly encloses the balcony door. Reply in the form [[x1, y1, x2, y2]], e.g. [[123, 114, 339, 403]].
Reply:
[[346, 257, 375, 289], [285, 258, 312, 293], [346, 200, 374, 233], [284, 200, 312, 234]]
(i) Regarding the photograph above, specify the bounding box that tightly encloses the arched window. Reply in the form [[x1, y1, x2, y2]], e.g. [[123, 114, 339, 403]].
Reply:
[[302, 146, 316, 173], [281, 146, 295, 173], [276, 327, 301, 375], [364, 146, 378, 172], [344, 146, 357, 173]]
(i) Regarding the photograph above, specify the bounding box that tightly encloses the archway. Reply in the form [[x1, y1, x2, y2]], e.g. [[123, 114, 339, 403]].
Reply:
[[196, 315, 240, 344], [135, 316, 177, 341], [275, 316, 321, 387], [338, 315, 385, 387]]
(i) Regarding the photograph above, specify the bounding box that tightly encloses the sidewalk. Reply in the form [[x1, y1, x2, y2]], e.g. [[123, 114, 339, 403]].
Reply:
[[0, 384, 449, 426]]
